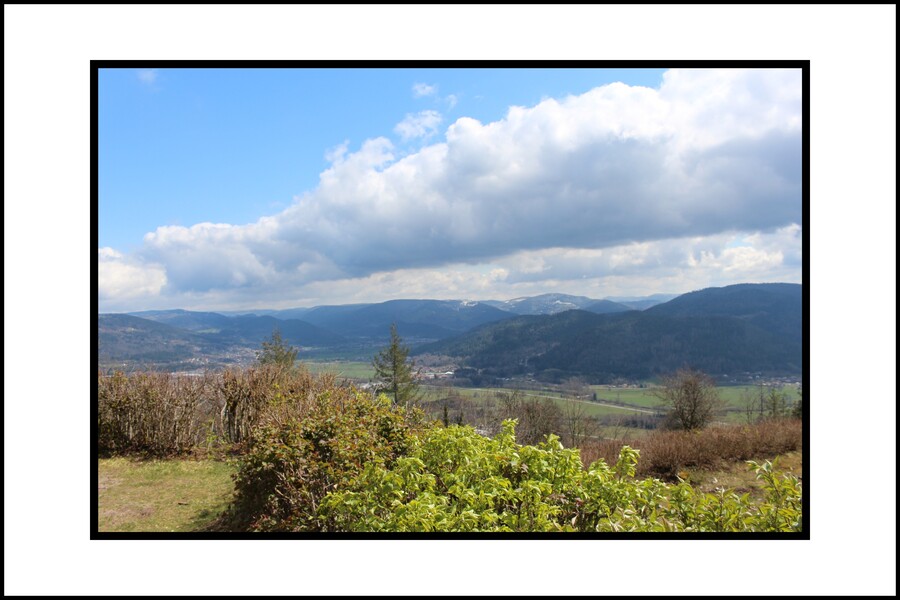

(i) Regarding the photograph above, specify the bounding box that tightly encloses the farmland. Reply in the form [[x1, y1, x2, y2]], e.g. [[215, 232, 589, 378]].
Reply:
[[302, 359, 800, 428]]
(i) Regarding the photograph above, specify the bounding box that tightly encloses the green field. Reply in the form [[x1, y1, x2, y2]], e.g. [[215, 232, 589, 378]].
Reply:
[[421, 385, 644, 418], [299, 368, 799, 428], [590, 383, 801, 423], [417, 384, 657, 441], [303, 360, 376, 379]]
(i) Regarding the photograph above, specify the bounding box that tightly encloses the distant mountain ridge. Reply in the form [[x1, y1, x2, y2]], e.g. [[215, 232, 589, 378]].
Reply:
[[298, 299, 513, 339], [416, 283, 803, 382], [488, 293, 603, 315], [644, 283, 801, 339], [99, 314, 232, 366], [100, 284, 802, 376], [128, 310, 345, 346]]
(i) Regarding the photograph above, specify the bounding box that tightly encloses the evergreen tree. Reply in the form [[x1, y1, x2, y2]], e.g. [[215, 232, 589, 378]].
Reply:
[[792, 384, 803, 420], [256, 328, 299, 367], [372, 323, 419, 408]]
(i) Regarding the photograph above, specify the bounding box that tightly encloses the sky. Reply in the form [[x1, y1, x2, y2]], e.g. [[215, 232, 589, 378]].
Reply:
[[99, 67, 803, 312]]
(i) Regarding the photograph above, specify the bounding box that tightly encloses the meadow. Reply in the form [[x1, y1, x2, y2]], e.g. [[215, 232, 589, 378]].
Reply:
[[99, 457, 237, 532]]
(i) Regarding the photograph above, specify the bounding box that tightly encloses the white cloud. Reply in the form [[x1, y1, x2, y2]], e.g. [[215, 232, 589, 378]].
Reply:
[[324, 140, 349, 164], [393, 110, 443, 140], [412, 82, 437, 97], [103, 68, 803, 310], [98, 247, 167, 307], [494, 225, 801, 288]]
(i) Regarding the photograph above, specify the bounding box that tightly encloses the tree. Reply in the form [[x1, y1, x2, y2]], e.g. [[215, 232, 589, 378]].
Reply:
[[741, 384, 795, 423], [653, 368, 724, 431], [791, 384, 803, 420], [256, 328, 298, 367], [560, 400, 600, 448], [495, 389, 563, 445], [372, 323, 420, 409]]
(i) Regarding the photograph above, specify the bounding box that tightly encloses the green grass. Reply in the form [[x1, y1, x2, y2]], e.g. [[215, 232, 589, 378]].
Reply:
[[98, 457, 237, 532], [590, 386, 663, 408], [590, 384, 801, 423], [419, 385, 652, 418], [303, 360, 376, 379]]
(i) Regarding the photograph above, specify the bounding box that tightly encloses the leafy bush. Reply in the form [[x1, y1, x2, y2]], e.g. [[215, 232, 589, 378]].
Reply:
[[224, 390, 425, 532], [316, 421, 802, 533]]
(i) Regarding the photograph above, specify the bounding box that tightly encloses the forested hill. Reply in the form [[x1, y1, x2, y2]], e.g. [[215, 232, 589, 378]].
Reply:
[[644, 283, 802, 339], [416, 283, 802, 382], [98, 314, 231, 365]]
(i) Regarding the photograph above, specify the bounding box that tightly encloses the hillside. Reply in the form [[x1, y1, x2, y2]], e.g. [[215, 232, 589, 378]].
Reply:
[[129, 310, 345, 347], [645, 283, 802, 338], [99, 314, 232, 365], [490, 293, 602, 315], [417, 284, 802, 382], [583, 299, 634, 314], [299, 299, 514, 340], [128, 309, 234, 332]]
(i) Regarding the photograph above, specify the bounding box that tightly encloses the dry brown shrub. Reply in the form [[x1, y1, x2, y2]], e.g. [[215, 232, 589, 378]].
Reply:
[[98, 370, 216, 456], [578, 419, 802, 480], [97, 366, 347, 456]]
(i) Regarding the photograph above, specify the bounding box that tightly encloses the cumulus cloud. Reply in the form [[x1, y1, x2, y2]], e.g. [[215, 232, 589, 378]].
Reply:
[[101, 68, 803, 310], [495, 225, 801, 286], [98, 248, 167, 308], [394, 110, 443, 141], [102, 224, 801, 312], [412, 82, 437, 97]]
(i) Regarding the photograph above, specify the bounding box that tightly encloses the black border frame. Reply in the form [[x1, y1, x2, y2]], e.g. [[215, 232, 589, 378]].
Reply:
[[92, 60, 810, 540]]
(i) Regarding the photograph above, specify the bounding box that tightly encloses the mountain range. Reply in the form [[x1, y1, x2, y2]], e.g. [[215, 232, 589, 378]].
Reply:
[[99, 284, 802, 379], [417, 283, 802, 382]]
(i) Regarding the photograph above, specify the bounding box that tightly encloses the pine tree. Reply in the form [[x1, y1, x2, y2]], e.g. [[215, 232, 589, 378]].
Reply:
[[372, 323, 419, 409], [256, 328, 298, 367]]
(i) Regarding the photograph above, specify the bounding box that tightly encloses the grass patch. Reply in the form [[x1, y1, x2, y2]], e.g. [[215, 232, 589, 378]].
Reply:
[[684, 451, 802, 502], [303, 360, 376, 380], [98, 457, 237, 532], [420, 385, 645, 418], [590, 384, 802, 423]]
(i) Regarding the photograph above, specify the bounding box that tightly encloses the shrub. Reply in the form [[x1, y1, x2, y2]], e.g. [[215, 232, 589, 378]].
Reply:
[[579, 419, 802, 480], [97, 370, 215, 456], [224, 390, 425, 532], [318, 421, 802, 532], [218, 365, 326, 447], [97, 366, 336, 456]]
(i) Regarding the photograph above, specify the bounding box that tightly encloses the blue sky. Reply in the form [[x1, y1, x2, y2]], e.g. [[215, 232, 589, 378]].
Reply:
[[98, 67, 802, 312], [100, 68, 667, 251]]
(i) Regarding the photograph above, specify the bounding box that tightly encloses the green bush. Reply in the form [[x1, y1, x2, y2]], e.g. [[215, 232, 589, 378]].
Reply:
[[224, 390, 425, 532], [318, 421, 802, 533]]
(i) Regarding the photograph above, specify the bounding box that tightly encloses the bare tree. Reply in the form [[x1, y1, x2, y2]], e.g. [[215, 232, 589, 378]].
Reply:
[[653, 368, 724, 431], [494, 389, 563, 444], [560, 400, 600, 448]]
